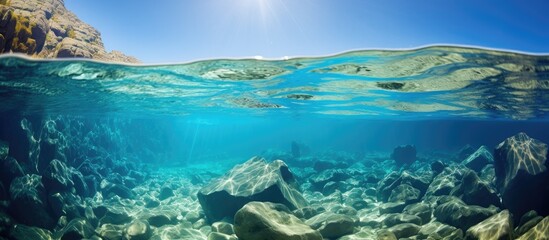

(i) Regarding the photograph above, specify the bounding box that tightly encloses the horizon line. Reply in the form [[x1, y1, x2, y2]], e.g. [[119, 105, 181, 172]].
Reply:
[[1, 43, 548, 67]]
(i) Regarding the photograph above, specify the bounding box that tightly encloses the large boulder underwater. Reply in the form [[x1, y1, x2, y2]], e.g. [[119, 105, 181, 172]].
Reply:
[[234, 201, 322, 240], [494, 132, 549, 220], [2, 113, 549, 240], [197, 156, 308, 223]]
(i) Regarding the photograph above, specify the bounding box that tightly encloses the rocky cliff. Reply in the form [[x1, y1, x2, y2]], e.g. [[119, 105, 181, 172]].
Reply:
[[0, 0, 139, 63]]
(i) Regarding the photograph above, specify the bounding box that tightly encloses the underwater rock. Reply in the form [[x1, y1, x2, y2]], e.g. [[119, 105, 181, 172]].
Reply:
[[450, 170, 500, 208], [98, 223, 124, 240], [458, 145, 477, 161], [335, 206, 358, 217], [464, 210, 513, 240], [208, 232, 238, 240], [425, 165, 467, 197], [234, 201, 322, 240], [197, 157, 308, 223], [431, 160, 446, 175], [479, 164, 496, 184], [310, 169, 351, 191], [96, 206, 132, 226], [515, 210, 543, 236], [79, 160, 103, 179], [377, 171, 429, 202], [313, 160, 349, 172], [0, 156, 24, 187], [462, 146, 493, 172], [192, 217, 207, 229], [337, 228, 377, 240], [516, 216, 543, 237], [386, 223, 420, 239], [433, 197, 498, 231], [144, 197, 160, 209], [350, 199, 370, 211], [42, 159, 74, 193], [152, 224, 208, 239], [0, 209, 14, 236], [516, 215, 549, 240], [211, 221, 235, 235], [128, 170, 146, 182], [48, 192, 84, 220], [382, 213, 422, 228], [100, 179, 134, 199], [9, 224, 53, 240], [519, 210, 539, 228], [391, 145, 417, 166], [125, 219, 152, 240], [379, 202, 407, 214], [38, 138, 66, 173], [403, 203, 432, 224], [388, 184, 421, 204], [55, 218, 95, 240], [294, 206, 322, 220], [0, 140, 8, 160], [158, 186, 174, 200], [84, 175, 99, 196], [494, 132, 549, 218], [71, 170, 90, 197], [376, 229, 398, 240], [147, 214, 177, 227], [321, 181, 341, 196], [305, 212, 356, 239], [417, 221, 462, 239], [184, 210, 202, 224], [9, 174, 55, 229]]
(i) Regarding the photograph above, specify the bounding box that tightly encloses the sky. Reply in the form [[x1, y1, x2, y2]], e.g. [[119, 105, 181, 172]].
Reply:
[[65, 0, 549, 63]]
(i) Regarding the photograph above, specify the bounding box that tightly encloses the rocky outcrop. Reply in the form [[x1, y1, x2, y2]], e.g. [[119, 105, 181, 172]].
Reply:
[[0, 0, 138, 63], [391, 145, 417, 166], [494, 132, 549, 218], [418, 221, 462, 239], [516, 216, 549, 240], [377, 171, 429, 203], [9, 224, 53, 240], [450, 170, 500, 208], [124, 219, 152, 240], [462, 145, 493, 172], [465, 210, 513, 240], [234, 201, 322, 240], [9, 174, 55, 229], [433, 197, 498, 231], [305, 212, 356, 239], [197, 157, 308, 223], [55, 218, 95, 240]]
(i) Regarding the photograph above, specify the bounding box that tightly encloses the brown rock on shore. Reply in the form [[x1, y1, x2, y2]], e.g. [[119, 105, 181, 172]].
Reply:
[[0, 0, 139, 63]]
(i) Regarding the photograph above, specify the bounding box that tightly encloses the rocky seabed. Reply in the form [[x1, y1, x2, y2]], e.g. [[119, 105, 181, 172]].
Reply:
[[0, 117, 549, 240]]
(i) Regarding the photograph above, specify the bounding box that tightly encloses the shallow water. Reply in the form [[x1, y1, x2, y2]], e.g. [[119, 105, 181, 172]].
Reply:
[[1, 46, 549, 239]]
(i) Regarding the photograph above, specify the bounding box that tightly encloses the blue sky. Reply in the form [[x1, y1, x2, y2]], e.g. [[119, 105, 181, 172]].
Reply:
[[66, 0, 549, 63]]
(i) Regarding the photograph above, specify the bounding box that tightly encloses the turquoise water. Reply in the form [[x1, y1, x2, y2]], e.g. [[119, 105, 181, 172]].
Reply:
[[2, 45, 549, 164], [1, 46, 549, 239], [1, 45, 548, 119]]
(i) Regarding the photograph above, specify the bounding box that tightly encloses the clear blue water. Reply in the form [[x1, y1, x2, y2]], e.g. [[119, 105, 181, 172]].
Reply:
[[1, 45, 548, 164], [1, 46, 549, 239], [1, 45, 548, 119]]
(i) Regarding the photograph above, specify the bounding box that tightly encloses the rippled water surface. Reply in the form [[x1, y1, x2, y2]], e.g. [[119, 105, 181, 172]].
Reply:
[[1, 45, 548, 120]]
